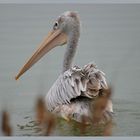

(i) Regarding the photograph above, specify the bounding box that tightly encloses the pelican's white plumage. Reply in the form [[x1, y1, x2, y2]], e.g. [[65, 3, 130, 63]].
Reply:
[[46, 63, 107, 111], [16, 11, 113, 123]]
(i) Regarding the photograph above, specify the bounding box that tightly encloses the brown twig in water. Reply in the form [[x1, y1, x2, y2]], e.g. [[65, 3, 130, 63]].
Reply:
[[78, 115, 89, 135], [103, 120, 112, 136], [35, 96, 56, 136], [1, 110, 12, 136], [91, 87, 113, 124], [36, 97, 47, 124], [44, 113, 56, 136]]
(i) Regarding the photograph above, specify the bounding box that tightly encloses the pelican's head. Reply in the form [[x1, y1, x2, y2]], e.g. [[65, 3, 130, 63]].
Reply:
[[15, 11, 80, 80], [55, 11, 80, 35]]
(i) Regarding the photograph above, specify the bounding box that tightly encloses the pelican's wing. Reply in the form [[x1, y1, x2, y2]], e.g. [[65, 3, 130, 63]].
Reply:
[[45, 63, 107, 111], [45, 66, 88, 111]]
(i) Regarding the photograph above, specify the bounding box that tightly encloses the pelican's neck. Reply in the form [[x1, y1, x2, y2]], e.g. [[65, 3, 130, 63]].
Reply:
[[62, 30, 80, 72]]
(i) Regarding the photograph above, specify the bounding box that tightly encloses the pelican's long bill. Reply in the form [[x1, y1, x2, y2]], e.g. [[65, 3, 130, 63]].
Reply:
[[15, 29, 67, 80]]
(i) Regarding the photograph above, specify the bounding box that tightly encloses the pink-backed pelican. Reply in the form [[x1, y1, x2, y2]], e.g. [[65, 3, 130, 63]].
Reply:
[[15, 11, 113, 123]]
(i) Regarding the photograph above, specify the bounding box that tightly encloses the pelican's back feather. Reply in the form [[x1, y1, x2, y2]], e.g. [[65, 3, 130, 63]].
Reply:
[[45, 63, 107, 111]]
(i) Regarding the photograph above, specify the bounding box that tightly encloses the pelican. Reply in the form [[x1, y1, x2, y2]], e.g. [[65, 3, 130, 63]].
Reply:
[[15, 11, 113, 123]]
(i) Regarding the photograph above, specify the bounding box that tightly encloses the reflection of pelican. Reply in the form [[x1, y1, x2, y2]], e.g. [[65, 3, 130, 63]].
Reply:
[[15, 11, 113, 122]]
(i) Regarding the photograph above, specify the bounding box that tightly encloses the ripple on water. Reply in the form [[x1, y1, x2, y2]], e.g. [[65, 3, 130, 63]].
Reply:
[[16, 115, 115, 136]]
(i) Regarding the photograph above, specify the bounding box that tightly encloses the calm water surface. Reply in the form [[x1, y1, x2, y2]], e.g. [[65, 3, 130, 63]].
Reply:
[[0, 4, 140, 136]]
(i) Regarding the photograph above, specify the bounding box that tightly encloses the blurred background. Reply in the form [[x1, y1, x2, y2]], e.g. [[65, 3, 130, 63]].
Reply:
[[0, 4, 140, 136]]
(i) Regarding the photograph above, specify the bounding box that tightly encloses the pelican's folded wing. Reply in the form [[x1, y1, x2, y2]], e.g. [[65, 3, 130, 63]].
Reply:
[[45, 66, 88, 111]]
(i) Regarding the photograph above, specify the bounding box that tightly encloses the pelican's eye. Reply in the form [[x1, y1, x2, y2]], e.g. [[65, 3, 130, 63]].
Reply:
[[53, 21, 59, 30]]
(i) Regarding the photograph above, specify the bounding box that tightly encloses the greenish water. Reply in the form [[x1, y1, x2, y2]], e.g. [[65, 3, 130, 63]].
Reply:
[[0, 4, 140, 136]]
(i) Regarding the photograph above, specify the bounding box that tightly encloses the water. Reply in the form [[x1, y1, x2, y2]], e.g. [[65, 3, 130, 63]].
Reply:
[[0, 4, 140, 136]]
